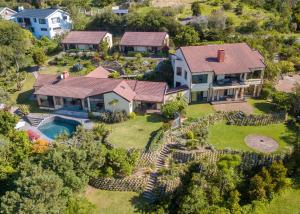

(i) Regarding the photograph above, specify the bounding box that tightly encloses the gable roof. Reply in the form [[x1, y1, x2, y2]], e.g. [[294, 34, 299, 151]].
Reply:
[[0, 7, 17, 15], [13, 9, 66, 18], [180, 43, 265, 75], [34, 74, 167, 103], [119, 32, 168, 47], [62, 31, 108, 45], [85, 66, 110, 78]]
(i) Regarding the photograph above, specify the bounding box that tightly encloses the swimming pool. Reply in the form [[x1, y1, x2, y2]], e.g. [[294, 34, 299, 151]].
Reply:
[[38, 116, 80, 140]]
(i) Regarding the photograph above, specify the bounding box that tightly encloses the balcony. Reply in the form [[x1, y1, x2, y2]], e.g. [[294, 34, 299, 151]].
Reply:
[[212, 78, 249, 89]]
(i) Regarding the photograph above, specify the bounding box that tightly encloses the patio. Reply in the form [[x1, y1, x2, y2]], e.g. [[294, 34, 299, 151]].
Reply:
[[212, 102, 254, 115]]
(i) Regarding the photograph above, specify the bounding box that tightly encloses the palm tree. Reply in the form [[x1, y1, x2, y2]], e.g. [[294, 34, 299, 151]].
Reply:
[[108, 99, 119, 113]]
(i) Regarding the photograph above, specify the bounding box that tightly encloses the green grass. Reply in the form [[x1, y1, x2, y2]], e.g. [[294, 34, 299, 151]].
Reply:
[[186, 103, 215, 119], [107, 114, 164, 149], [86, 189, 141, 214], [254, 188, 300, 214], [208, 121, 294, 152], [247, 98, 276, 115]]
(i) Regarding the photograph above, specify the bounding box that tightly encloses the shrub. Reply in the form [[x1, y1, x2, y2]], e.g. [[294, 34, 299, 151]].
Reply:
[[162, 122, 172, 131], [98, 111, 129, 123], [32, 139, 49, 153], [261, 83, 275, 99], [88, 112, 95, 120], [186, 139, 199, 149], [148, 128, 164, 152], [186, 130, 195, 139], [129, 112, 136, 119], [72, 63, 83, 72], [0, 111, 18, 135], [223, 2, 232, 10], [19, 104, 30, 116]]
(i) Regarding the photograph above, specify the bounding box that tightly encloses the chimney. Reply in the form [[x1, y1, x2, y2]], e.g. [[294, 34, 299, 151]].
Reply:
[[217, 49, 225, 62], [61, 71, 69, 79]]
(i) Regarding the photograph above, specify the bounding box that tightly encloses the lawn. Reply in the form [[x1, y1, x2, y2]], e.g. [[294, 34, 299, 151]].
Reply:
[[107, 114, 164, 149], [85, 188, 141, 214], [254, 188, 300, 214], [186, 103, 214, 119], [208, 121, 294, 152], [247, 98, 276, 115]]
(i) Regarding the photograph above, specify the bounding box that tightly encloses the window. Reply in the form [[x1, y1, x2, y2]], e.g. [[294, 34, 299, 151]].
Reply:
[[17, 18, 23, 23], [192, 74, 208, 84], [191, 91, 204, 102], [51, 17, 60, 24], [33, 18, 37, 22], [176, 67, 182, 76], [29, 27, 35, 32], [53, 27, 61, 31], [89, 95, 104, 112], [63, 16, 68, 20], [38, 19, 46, 24], [247, 70, 261, 79], [40, 28, 48, 31], [176, 82, 181, 87], [184, 71, 187, 80]]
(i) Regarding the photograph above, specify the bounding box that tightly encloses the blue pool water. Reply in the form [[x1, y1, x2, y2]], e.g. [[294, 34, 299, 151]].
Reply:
[[38, 117, 80, 139]]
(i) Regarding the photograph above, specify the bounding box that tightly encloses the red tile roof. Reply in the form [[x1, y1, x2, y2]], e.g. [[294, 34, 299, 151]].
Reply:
[[85, 66, 110, 78], [33, 74, 59, 88], [61, 31, 109, 45], [119, 32, 168, 47], [180, 43, 265, 74], [34, 75, 167, 103]]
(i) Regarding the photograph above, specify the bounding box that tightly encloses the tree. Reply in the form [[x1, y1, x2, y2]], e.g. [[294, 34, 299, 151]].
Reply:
[[249, 175, 267, 200], [191, 1, 202, 16], [100, 41, 109, 58], [272, 91, 291, 111], [264, 61, 281, 81], [64, 196, 96, 214], [174, 26, 199, 46], [0, 111, 18, 136], [162, 94, 188, 119], [278, 60, 295, 74], [0, 164, 67, 214], [32, 47, 47, 66]]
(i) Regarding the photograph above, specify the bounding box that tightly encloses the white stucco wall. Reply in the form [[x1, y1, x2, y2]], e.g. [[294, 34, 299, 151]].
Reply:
[[165, 90, 190, 103], [104, 33, 113, 48], [104, 92, 132, 114], [13, 9, 71, 39]]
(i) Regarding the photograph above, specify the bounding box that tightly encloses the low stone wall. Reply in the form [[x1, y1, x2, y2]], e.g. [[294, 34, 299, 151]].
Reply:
[[89, 177, 149, 193]]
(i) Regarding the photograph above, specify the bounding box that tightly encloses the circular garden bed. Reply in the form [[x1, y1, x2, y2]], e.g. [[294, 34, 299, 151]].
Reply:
[[244, 135, 279, 153]]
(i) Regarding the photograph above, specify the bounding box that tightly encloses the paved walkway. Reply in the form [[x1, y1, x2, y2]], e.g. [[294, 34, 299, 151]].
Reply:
[[213, 102, 254, 115]]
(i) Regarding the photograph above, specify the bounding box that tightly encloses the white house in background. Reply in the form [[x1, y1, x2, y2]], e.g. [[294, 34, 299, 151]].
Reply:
[[171, 43, 266, 103], [12, 8, 72, 39], [0, 7, 17, 20]]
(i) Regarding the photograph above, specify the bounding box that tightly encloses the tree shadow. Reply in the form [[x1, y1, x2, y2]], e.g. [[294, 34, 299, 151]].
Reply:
[[252, 101, 276, 114], [146, 113, 165, 123], [130, 194, 152, 213], [280, 120, 299, 146], [145, 128, 161, 151]]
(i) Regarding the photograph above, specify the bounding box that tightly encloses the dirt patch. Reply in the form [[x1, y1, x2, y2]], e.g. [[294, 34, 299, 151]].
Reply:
[[213, 102, 254, 115], [152, 0, 193, 7], [245, 135, 279, 153]]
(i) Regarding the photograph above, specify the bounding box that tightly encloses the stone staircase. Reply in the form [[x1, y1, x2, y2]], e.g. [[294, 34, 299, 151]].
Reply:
[[142, 142, 174, 203], [26, 115, 45, 127]]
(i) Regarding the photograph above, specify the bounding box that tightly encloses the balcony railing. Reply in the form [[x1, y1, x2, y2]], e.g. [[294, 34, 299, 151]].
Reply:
[[213, 78, 243, 87]]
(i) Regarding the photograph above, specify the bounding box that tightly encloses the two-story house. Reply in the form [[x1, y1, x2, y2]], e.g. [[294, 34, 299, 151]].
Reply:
[[12, 8, 72, 39], [172, 43, 265, 103]]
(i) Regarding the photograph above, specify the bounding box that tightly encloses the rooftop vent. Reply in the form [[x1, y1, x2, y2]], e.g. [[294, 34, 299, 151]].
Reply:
[[217, 49, 225, 62]]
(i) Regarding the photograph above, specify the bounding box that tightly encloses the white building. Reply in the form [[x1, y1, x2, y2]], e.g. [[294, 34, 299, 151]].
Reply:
[[171, 43, 266, 103], [12, 8, 72, 39], [0, 7, 17, 20]]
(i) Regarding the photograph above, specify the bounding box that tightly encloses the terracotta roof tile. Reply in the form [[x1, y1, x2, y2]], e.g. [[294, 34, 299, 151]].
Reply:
[[180, 43, 265, 74], [85, 66, 110, 78], [61, 31, 108, 45], [119, 32, 168, 47], [34, 75, 166, 103]]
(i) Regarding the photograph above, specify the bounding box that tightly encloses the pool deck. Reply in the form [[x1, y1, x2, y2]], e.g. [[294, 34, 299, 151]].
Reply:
[[19, 113, 95, 142]]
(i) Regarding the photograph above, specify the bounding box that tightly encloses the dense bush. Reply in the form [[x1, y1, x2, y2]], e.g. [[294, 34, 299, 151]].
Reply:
[[0, 111, 18, 135], [72, 63, 84, 72], [98, 110, 129, 123]]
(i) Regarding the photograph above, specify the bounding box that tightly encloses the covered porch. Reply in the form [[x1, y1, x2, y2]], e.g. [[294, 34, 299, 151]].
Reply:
[[36, 94, 105, 113], [210, 85, 248, 102]]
